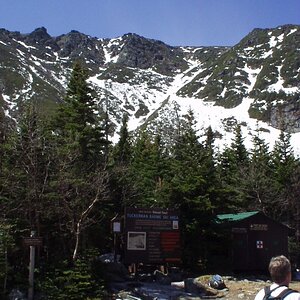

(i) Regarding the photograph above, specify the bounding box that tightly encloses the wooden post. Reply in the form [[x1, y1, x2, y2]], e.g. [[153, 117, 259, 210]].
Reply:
[[111, 216, 121, 263], [113, 232, 117, 262], [28, 231, 36, 300]]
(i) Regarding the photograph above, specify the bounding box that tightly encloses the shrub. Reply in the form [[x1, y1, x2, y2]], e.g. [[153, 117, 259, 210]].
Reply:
[[37, 258, 107, 300]]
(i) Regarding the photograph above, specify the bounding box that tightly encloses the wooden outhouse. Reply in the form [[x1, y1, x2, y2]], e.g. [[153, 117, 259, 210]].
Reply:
[[216, 211, 290, 271]]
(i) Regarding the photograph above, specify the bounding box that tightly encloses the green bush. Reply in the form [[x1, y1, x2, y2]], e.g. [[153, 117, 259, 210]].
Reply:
[[0, 222, 15, 298], [38, 258, 107, 300]]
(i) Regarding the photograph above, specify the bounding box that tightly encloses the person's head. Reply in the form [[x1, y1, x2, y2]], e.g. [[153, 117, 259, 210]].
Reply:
[[268, 255, 291, 285]]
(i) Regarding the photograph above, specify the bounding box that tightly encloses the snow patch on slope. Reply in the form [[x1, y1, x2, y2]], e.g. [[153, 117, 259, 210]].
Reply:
[[268, 66, 299, 94], [103, 37, 123, 64]]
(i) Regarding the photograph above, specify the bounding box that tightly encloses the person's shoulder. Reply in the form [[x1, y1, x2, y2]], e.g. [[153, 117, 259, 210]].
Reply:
[[254, 287, 266, 300], [285, 289, 300, 299]]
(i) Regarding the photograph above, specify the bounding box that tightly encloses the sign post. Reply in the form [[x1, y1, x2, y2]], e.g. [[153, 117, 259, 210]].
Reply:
[[24, 232, 43, 300], [111, 215, 121, 262], [28, 231, 35, 300]]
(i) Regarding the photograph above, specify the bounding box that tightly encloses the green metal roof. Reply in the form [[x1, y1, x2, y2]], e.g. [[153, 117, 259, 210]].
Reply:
[[217, 211, 259, 222]]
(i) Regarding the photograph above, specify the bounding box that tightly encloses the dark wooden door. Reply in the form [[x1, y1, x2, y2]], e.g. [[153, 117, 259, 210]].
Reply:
[[232, 232, 248, 270]]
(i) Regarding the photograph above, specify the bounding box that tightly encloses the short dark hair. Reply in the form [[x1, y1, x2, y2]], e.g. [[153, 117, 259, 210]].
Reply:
[[269, 255, 291, 284]]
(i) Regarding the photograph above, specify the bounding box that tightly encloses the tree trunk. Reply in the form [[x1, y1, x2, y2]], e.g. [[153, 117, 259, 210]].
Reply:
[[72, 223, 81, 261]]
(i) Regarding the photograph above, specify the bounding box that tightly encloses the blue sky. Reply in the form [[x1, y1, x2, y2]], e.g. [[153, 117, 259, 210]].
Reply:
[[1, 0, 299, 46]]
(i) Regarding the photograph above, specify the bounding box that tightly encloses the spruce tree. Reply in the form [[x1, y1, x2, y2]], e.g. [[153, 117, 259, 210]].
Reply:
[[288, 163, 300, 261], [230, 124, 249, 164], [1, 104, 52, 231], [49, 62, 110, 261], [113, 114, 132, 165], [110, 114, 133, 211], [246, 129, 274, 212], [270, 130, 297, 221], [272, 130, 296, 187], [53, 61, 107, 171], [128, 130, 170, 207], [217, 124, 249, 211], [202, 126, 223, 214], [169, 109, 213, 269]]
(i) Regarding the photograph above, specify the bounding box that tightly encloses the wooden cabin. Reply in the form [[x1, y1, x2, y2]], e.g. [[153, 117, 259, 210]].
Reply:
[[216, 211, 290, 271]]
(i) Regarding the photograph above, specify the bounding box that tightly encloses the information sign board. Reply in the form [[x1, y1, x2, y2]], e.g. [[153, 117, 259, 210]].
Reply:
[[23, 237, 43, 247], [123, 207, 181, 264]]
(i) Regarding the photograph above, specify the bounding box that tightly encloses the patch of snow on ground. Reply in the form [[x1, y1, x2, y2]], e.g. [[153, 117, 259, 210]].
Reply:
[[88, 75, 168, 132], [2, 94, 17, 121], [104, 37, 123, 64], [173, 94, 282, 154], [244, 46, 254, 51], [88, 55, 300, 157], [261, 49, 273, 59], [291, 133, 300, 158], [269, 36, 278, 48], [179, 47, 192, 53], [161, 60, 284, 154], [50, 70, 68, 87], [268, 66, 299, 94], [221, 87, 227, 97], [192, 47, 203, 53], [16, 49, 26, 58], [13, 39, 37, 50], [182, 61, 204, 83], [242, 65, 262, 92], [287, 28, 298, 36], [277, 33, 285, 43]]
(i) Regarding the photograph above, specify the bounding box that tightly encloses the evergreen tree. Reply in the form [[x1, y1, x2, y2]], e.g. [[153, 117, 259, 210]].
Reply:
[[0, 101, 9, 206], [169, 109, 214, 269], [270, 130, 297, 220], [230, 124, 249, 164], [245, 129, 275, 212], [1, 104, 52, 232], [53, 61, 108, 171], [109, 114, 133, 211], [217, 124, 249, 212], [0, 97, 6, 172], [288, 163, 300, 263], [0, 221, 14, 297], [113, 114, 132, 166], [49, 62, 111, 261], [202, 126, 223, 214], [272, 130, 296, 187], [128, 130, 170, 207], [0, 104, 55, 288]]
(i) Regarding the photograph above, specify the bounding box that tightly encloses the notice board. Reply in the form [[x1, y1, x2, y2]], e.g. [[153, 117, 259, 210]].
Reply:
[[123, 207, 181, 264]]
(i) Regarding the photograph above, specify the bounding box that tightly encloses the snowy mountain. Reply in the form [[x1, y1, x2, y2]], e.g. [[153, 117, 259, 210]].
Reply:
[[0, 25, 299, 156]]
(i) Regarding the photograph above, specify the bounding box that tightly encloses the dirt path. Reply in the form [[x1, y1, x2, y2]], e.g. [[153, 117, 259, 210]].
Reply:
[[222, 278, 300, 300]]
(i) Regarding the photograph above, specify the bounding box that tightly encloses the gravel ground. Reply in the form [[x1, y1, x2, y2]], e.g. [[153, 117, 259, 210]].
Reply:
[[220, 276, 300, 300], [114, 276, 300, 300]]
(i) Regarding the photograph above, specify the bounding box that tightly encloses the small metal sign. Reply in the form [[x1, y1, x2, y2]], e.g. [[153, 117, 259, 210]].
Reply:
[[232, 227, 247, 233], [113, 221, 121, 233], [250, 224, 268, 231], [23, 237, 43, 247], [256, 240, 263, 249]]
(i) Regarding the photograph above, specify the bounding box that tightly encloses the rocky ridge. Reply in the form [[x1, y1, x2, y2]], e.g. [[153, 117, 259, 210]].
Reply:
[[0, 25, 299, 154]]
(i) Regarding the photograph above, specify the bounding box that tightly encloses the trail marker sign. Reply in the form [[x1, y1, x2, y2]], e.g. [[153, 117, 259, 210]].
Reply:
[[23, 237, 43, 247]]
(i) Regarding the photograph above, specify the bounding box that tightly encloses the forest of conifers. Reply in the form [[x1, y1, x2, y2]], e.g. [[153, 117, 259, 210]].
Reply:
[[1, 62, 300, 299]]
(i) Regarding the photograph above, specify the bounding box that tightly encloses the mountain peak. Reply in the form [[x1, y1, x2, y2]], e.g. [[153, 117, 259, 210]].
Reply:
[[0, 25, 299, 156], [28, 27, 51, 41]]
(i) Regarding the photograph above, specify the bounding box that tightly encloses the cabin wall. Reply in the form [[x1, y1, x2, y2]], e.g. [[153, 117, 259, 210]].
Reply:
[[229, 214, 289, 271]]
